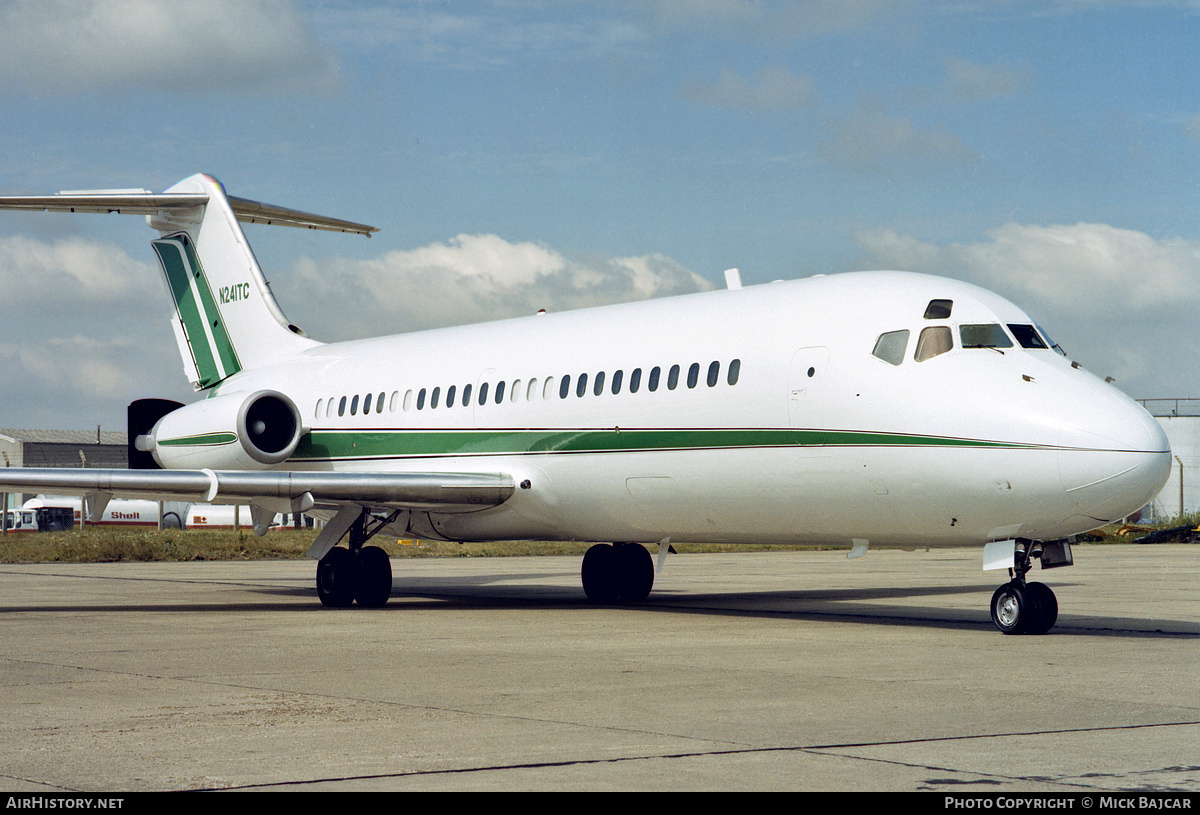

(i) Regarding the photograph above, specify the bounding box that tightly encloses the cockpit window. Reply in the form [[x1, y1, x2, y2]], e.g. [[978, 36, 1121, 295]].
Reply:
[[915, 326, 953, 361], [1007, 324, 1048, 349], [924, 299, 953, 319], [872, 330, 910, 365], [960, 323, 1013, 349], [1037, 325, 1068, 357]]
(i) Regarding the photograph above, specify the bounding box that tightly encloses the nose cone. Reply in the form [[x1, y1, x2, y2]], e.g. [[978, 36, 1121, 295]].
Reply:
[[1058, 388, 1170, 526]]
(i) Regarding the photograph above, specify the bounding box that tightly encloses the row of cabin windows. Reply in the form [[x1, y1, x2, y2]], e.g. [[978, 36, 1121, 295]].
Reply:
[[315, 359, 742, 419]]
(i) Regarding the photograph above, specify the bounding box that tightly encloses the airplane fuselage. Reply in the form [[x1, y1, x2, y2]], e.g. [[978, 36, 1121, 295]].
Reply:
[[191, 270, 1169, 549]]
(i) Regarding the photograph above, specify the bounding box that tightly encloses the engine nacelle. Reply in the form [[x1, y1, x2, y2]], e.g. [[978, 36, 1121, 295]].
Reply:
[[141, 390, 304, 471]]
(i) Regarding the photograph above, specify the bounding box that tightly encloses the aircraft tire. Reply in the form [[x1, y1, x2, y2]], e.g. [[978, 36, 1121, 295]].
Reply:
[[581, 543, 619, 603], [990, 582, 1031, 635], [616, 543, 654, 602], [317, 547, 356, 608], [1023, 582, 1058, 635], [355, 545, 393, 608]]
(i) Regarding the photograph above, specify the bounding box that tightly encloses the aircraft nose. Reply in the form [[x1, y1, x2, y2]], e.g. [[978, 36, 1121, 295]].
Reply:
[[1058, 391, 1170, 524]]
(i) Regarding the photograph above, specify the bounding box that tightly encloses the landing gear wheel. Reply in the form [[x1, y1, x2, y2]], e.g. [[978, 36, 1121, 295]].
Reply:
[[354, 545, 393, 608], [317, 547, 356, 608], [581, 544, 618, 603], [616, 543, 654, 602], [582, 543, 655, 603], [990, 581, 1030, 635], [1023, 581, 1058, 635]]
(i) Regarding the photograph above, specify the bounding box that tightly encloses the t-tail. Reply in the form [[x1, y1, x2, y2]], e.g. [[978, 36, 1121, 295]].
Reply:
[[0, 173, 377, 390]]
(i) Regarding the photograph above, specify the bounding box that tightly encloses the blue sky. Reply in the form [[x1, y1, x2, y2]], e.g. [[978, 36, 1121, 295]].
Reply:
[[2, 0, 1199, 429]]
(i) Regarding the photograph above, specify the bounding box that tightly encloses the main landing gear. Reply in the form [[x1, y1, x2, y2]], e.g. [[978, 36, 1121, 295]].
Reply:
[[316, 510, 396, 608], [990, 541, 1059, 635], [581, 542, 655, 603]]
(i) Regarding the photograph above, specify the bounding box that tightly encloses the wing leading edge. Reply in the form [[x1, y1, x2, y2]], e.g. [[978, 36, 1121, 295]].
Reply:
[[0, 467, 514, 528]]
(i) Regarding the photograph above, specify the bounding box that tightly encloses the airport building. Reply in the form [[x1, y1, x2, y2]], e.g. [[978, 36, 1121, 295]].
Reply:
[[0, 428, 127, 470], [1, 429, 129, 530], [1141, 400, 1200, 522]]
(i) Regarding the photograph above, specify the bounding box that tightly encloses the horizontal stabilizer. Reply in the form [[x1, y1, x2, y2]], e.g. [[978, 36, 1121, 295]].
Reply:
[[0, 190, 378, 236]]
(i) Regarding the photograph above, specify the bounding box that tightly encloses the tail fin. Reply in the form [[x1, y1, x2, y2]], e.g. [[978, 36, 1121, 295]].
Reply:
[[0, 172, 377, 390]]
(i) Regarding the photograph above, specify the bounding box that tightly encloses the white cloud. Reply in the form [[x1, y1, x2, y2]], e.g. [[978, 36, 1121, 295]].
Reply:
[[857, 222, 1200, 316], [0, 235, 155, 301], [650, 0, 901, 39], [0, 0, 340, 94], [0, 234, 189, 428], [856, 222, 1200, 396], [941, 56, 1032, 102], [284, 234, 713, 340], [684, 65, 817, 113], [819, 103, 975, 171]]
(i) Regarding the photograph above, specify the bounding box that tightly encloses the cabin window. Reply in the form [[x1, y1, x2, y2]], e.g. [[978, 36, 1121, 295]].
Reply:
[[430, 387, 440, 409], [594, 371, 605, 396], [315, 399, 323, 419], [728, 359, 741, 385], [560, 376, 571, 399], [446, 385, 457, 407], [528, 379, 539, 401], [649, 366, 661, 391], [478, 382, 489, 405], [1008, 324, 1048, 350], [707, 361, 720, 387], [511, 379, 522, 402], [915, 326, 953, 362], [924, 299, 953, 319], [389, 391, 400, 412], [417, 388, 426, 410], [403, 390, 413, 411], [494, 380, 506, 403], [960, 324, 1014, 349], [667, 365, 680, 390], [576, 373, 589, 397], [350, 395, 359, 416], [327, 398, 336, 419], [543, 378, 556, 400], [611, 370, 623, 394], [872, 330, 910, 366], [377, 392, 385, 413], [338, 396, 347, 417], [629, 368, 642, 393], [684, 363, 698, 389]]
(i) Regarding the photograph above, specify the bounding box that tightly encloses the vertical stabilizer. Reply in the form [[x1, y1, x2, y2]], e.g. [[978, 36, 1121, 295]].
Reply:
[[148, 174, 321, 389], [0, 173, 377, 391]]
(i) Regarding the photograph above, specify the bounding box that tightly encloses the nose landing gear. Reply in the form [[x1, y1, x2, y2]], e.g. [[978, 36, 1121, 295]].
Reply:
[[990, 542, 1059, 634]]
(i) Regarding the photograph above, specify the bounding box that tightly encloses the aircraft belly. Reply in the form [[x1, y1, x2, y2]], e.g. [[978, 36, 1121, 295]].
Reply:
[[429, 445, 1075, 547]]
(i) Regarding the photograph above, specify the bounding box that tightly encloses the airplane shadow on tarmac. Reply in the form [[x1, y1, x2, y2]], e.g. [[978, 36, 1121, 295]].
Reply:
[[1, 566, 1194, 638]]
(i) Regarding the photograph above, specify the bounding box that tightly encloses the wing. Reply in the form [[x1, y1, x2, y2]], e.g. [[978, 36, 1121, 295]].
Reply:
[[0, 467, 514, 557]]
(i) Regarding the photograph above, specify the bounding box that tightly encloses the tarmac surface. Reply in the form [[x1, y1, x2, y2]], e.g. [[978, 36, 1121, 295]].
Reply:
[[0, 544, 1196, 792]]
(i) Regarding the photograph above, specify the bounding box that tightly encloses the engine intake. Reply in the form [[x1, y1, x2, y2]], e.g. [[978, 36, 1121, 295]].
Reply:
[[142, 390, 304, 470]]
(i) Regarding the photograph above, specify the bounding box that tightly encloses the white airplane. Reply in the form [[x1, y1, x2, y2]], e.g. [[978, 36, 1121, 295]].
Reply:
[[0, 174, 1171, 634]]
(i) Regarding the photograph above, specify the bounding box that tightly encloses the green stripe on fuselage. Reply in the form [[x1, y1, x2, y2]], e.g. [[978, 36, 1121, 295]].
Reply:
[[292, 427, 1040, 461]]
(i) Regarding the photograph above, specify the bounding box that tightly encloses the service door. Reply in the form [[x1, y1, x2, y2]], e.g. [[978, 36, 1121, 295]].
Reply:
[[788, 347, 829, 430]]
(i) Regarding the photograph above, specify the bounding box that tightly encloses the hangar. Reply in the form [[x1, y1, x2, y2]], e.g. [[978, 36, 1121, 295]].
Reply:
[[1, 428, 127, 531], [1141, 400, 1200, 521]]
